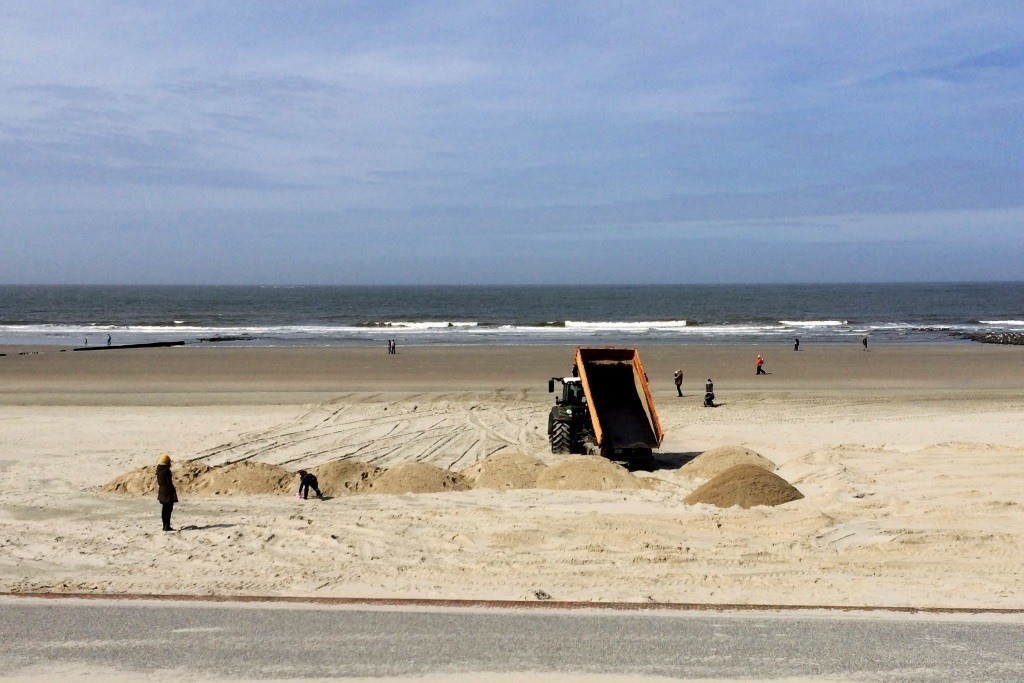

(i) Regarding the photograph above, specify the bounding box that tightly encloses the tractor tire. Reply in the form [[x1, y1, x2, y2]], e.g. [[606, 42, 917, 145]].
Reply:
[[550, 421, 572, 454]]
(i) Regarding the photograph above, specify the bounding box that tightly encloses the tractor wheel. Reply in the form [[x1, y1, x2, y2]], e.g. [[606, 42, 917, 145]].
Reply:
[[550, 421, 572, 454]]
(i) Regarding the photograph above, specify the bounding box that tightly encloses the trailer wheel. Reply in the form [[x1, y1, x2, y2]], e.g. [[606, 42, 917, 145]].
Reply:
[[550, 421, 572, 454]]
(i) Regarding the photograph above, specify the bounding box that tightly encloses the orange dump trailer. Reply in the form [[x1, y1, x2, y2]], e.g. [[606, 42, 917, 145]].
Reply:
[[574, 347, 664, 456]]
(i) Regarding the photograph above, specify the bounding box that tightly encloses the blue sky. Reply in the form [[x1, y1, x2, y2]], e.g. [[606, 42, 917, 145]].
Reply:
[[2, 1, 1022, 284]]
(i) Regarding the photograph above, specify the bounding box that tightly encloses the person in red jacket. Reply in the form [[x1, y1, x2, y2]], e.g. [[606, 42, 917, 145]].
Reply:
[[756, 354, 766, 375]]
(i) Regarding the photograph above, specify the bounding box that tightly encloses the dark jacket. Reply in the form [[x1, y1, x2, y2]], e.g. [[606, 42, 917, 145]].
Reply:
[[156, 463, 178, 503]]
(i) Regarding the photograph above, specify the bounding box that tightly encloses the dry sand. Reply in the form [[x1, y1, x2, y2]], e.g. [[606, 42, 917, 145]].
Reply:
[[536, 455, 652, 491], [460, 453, 547, 489], [311, 460, 382, 496], [683, 464, 804, 508], [367, 462, 470, 494], [678, 445, 777, 481], [1, 343, 1023, 607]]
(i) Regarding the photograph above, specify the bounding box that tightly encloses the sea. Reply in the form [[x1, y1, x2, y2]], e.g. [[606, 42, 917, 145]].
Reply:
[[1, 283, 1022, 348]]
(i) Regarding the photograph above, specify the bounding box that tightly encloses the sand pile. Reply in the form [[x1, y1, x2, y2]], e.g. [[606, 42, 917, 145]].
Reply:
[[311, 459, 382, 495], [368, 462, 470, 494], [681, 445, 776, 480], [536, 455, 651, 491], [460, 453, 548, 489], [101, 461, 212, 495], [683, 464, 803, 508], [188, 461, 293, 495]]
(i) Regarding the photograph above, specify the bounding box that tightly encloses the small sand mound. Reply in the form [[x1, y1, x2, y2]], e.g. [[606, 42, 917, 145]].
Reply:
[[683, 464, 803, 508], [311, 460, 382, 495], [368, 462, 470, 494], [681, 445, 776, 480], [536, 455, 650, 491], [460, 453, 548, 489], [189, 461, 293, 495], [101, 461, 212, 495]]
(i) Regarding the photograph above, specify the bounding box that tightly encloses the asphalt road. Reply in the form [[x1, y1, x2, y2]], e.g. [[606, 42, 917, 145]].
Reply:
[[1, 599, 1022, 681]]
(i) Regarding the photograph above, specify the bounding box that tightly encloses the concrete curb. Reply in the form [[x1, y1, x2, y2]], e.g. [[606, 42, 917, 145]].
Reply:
[[3, 592, 1021, 615]]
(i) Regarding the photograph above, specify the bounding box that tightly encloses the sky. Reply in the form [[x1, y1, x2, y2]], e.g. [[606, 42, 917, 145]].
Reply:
[[1, 1, 1023, 285]]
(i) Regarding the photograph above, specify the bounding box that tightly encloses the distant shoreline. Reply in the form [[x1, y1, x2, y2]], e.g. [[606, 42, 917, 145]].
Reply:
[[2, 343, 1022, 407]]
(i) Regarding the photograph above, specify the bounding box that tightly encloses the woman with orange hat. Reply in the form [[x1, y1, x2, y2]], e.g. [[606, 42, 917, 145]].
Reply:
[[156, 453, 177, 531]]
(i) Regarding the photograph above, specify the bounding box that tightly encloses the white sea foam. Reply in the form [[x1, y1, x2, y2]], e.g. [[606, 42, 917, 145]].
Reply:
[[372, 321, 479, 330], [563, 320, 689, 331], [979, 320, 1024, 326], [780, 320, 848, 327]]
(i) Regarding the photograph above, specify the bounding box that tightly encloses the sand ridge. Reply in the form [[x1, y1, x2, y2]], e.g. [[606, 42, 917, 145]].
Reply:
[[536, 456, 653, 491], [187, 461, 294, 496], [683, 464, 804, 508], [101, 453, 665, 496], [367, 462, 471, 494], [311, 460, 382, 495], [100, 461, 212, 495], [460, 453, 547, 489], [680, 445, 776, 481]]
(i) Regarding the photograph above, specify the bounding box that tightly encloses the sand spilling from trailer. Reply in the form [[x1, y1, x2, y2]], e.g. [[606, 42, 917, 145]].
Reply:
[[683, 464, 803, 508], [460, 453, 548, 489]]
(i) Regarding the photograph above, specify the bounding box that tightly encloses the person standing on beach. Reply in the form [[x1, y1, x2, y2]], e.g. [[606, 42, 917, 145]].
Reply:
[[673, 369, 683, 397], [107, 334, 111, 346], [756, 354, 766, 375], [156, 453, 177, 531], [862, 336, 868, 350], [703, 379, 715, 407], [794, 337, 800, 351]]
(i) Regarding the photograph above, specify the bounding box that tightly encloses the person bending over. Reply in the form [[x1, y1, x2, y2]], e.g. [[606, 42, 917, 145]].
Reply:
[[297, 470, 323, 499]]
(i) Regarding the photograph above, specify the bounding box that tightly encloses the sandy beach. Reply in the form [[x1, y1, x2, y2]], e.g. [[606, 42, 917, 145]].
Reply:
[[1, 343, 1022, 607]]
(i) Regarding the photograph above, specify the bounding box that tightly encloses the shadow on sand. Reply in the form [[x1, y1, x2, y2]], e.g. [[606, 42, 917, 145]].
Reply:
[[621, 451, 701, 473]]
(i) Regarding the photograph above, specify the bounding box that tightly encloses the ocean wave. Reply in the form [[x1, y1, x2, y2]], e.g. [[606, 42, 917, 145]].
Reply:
[[356, 321, 479, 329], [779, 320, 848, 327], [978, 319, 1024, 326], [563, 320, 688, 331]]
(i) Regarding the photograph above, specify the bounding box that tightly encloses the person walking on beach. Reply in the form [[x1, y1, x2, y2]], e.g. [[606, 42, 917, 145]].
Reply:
[[862, 336, 868, 350], [156, 453, 177, 531], [794, 337, 800, 351], [107, 334, 111, 346], [756, 354, 766, 375], [673, 369, 683, 397], [297, 470, 323, 499]]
